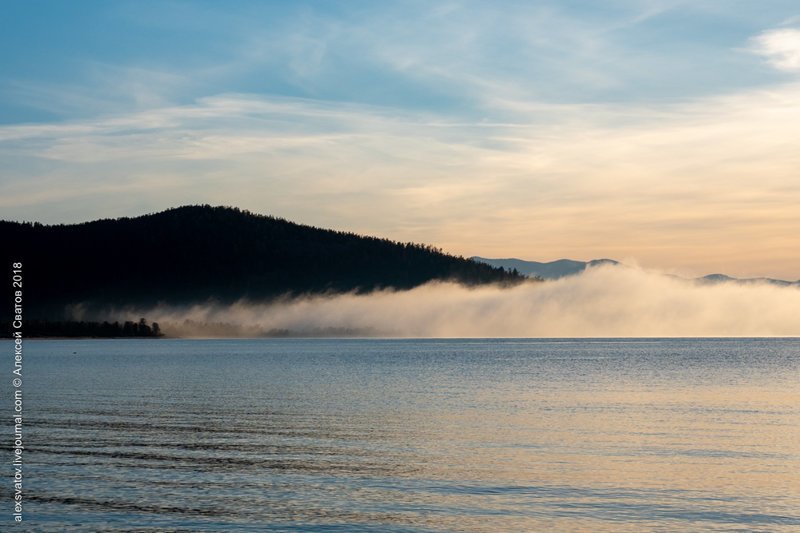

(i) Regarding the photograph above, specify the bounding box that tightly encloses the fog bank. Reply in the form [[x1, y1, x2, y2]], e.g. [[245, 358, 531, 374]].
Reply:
[[114, 265, 800, 338]]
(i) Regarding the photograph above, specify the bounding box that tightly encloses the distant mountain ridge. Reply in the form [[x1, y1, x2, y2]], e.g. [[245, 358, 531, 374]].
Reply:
[[696, 273, 799, 287], [471, 257, 619, 280], [473, 257, 799, 286], [0, 205, 524, 321]]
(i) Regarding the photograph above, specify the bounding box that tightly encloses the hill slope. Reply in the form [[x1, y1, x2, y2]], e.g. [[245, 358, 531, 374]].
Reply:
[[1, 205, 523, 319]]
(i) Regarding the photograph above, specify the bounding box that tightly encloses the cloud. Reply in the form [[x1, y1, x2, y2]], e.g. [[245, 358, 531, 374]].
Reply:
[[749, 28, 800, 73], [110, 265, 800, 338]]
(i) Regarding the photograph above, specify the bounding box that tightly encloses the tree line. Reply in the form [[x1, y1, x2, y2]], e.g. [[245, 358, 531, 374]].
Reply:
[[4, 318, 162, 338]]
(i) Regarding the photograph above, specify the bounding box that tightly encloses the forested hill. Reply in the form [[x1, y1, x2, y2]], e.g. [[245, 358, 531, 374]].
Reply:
[[1, 205, 524, 319]]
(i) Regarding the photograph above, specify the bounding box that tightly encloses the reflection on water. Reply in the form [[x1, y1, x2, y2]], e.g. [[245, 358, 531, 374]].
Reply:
[[5, 338, 800, 531]]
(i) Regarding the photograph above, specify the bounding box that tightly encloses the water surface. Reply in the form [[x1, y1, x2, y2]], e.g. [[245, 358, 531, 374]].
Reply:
[[5, 338, 800, 531]]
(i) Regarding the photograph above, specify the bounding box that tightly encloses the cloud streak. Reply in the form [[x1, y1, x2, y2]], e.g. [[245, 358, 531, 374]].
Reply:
[[117, 265, 800, 338], [750, 28, 800, 73]]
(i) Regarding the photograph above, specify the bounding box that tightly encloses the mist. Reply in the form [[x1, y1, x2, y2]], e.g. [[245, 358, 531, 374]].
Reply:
[[113, 265, 800, 338]]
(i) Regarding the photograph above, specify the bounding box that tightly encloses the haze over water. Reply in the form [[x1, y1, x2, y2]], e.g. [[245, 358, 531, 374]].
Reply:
[[11, 338, 800, 531]]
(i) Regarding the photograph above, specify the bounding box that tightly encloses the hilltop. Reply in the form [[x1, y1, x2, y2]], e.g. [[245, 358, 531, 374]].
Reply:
[[1, 205, 524, 321]]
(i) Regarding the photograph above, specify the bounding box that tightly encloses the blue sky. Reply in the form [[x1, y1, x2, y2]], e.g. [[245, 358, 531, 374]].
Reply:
[[2, 1, 800, 277], [2, 1, 793, 118]]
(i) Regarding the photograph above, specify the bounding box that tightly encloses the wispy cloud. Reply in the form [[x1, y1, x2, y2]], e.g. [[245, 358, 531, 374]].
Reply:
[[749, 28, 800, 73]]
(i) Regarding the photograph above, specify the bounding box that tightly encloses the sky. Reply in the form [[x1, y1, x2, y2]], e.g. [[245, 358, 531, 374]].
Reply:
[[1, 1, 799, 279]]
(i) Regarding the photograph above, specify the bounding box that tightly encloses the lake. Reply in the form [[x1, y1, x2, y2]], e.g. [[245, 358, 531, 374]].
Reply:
[[4, 338, 800, 531]]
